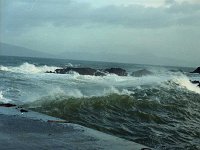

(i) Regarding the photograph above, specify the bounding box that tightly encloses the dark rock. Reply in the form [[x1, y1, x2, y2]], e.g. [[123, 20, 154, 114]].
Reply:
[[131, 69, 153, 77], [20, 109, 28, 113], [46, 71, 55, 73], [190, 80, 200, 84], [0, 103, 16, 107], [190, 80, 200, 87], [51, 67, 128, 76], [104, 68, 128, 76], [94, 70, 106, 76], [55, 67, 97, 75], [190, 67, 200, 74]]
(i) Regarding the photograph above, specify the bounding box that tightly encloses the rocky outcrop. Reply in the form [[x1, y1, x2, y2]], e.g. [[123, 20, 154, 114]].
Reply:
[[47, 67, 128, 76], [131, 69, 153, 77], [46, 71, 55, 73], [190, 67, 200, 74], [104, 68, 128, 76], [0, 103, 16, 107], [20, 109, 28, 113], [55, 67, 97, 75], [190, 80, 200, 87]]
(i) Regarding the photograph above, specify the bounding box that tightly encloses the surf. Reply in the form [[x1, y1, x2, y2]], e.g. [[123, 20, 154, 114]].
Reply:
[[0, 62, 60, 74]]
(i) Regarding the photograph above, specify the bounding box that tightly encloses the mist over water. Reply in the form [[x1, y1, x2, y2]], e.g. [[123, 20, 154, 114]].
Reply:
[[0, 56, 200, 150]]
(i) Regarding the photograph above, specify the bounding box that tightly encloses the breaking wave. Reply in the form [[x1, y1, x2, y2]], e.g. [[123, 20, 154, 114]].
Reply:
[[0, 62, 60, 74], [42, 74, 200, 96], [25, 82, 200, 149], [1, 56, 200, 149], [23, 72, 200, 149], [0, 91, 12, 103], [173, 75, 200, 94]]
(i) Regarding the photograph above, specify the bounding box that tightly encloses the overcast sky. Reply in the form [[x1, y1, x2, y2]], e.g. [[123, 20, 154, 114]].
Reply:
[[0, 0, 200, 66]]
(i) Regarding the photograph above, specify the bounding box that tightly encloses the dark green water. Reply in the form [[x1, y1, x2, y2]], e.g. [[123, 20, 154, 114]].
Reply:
[[1, 56, 200, 149], [27, 82, 200, 150]]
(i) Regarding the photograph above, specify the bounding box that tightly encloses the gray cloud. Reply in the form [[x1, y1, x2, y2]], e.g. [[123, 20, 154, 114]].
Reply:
[[1, 0, 200, 33], [1, 0, 199, 67]]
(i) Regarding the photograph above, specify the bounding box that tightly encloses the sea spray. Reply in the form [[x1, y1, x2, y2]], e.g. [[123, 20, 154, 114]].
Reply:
[[0, 91, 12, 103], [0, 62, 60, 74], [1, 56, 200, 149], [173, 75, 200, 94], [0, 91, 3, 100], [25, 88, 200, 149]]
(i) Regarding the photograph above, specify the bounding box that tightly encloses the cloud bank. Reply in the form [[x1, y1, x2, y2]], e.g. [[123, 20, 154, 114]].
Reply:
[[0, 0, 200, 66], [2, 0, 200, 31]]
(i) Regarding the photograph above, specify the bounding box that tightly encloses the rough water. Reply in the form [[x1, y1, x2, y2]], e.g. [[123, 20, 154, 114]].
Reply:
[[0, 56, 200, 150]]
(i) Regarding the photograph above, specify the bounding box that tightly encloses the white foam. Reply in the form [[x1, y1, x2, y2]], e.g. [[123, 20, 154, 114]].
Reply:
[[65, 63, 73, 67], [48, 87, 84, 98], [173, 75, 200, 94], [0, 91, 12, 103], [102, 86, 135, 96], [65, 89, 84, 98], [58, 73, 168, 87], [0, 91, 3, 100], [0, 66, 9, 71], [0, 62, 60, 74], [35, 85, 135, 102]]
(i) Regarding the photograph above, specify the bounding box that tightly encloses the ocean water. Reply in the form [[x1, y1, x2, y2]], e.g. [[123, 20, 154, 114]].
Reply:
[[0, 55, 200, 150]]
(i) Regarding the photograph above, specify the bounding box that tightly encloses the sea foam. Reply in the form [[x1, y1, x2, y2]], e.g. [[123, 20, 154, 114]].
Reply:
[[0, 62, 60, 74], [0, 91, 12, 103], [173, 75, 200, 94]]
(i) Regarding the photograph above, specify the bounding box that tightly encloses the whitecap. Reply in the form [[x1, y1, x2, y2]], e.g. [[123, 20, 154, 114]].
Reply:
[[0, 91, 12, 103], [0, 62, 60, 74], [173, 75, 200, 94]]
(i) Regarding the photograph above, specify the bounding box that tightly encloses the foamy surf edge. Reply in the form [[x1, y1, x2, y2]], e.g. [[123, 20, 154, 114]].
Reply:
[[0, 62, 60, 74], [0, 91, 12, 103]]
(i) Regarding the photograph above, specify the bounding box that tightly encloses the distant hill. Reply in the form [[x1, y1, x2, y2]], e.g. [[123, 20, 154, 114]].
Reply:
[[0, 42, 197, 67], [59, 50, 194, 67], [0, 42, 55, 58]]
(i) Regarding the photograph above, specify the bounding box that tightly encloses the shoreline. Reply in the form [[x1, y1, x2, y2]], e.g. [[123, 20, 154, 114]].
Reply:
[[0, 105, 151, 150]]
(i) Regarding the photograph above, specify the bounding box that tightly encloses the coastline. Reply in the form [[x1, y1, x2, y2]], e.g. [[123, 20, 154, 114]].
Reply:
[[0, 105, 151, 150]]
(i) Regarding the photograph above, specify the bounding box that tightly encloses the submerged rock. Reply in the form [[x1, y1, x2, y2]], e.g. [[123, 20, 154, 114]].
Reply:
[[190, 67, 200, 74], [20, 109, 28, 113], [46, 71, 55, 73], [190, 80, 200, 87], [104, 68, 128, 76], [131, 69, 153, 77], [0, 103, 16, 107]]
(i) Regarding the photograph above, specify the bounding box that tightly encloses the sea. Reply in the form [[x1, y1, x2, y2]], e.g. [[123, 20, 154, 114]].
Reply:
[[0, 55, 200, 150]]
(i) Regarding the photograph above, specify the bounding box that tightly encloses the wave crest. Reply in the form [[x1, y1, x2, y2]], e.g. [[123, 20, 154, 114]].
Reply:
[[0, 62, 60, 74], [172, 75, 200, 94], [0, 91, 12, 103]]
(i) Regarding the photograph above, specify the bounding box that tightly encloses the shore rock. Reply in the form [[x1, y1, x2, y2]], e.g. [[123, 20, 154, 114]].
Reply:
[[55, 67, 97, 75], [190, 80, 200, 87], [0, 103, 16, 107], [46, 71, 55, 73], [131, 69, 153, 77], [20, 109, 28, 113], [47, 67, 128, 76], [190, 67, 200, 74], [104, 68, 128, 76]]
